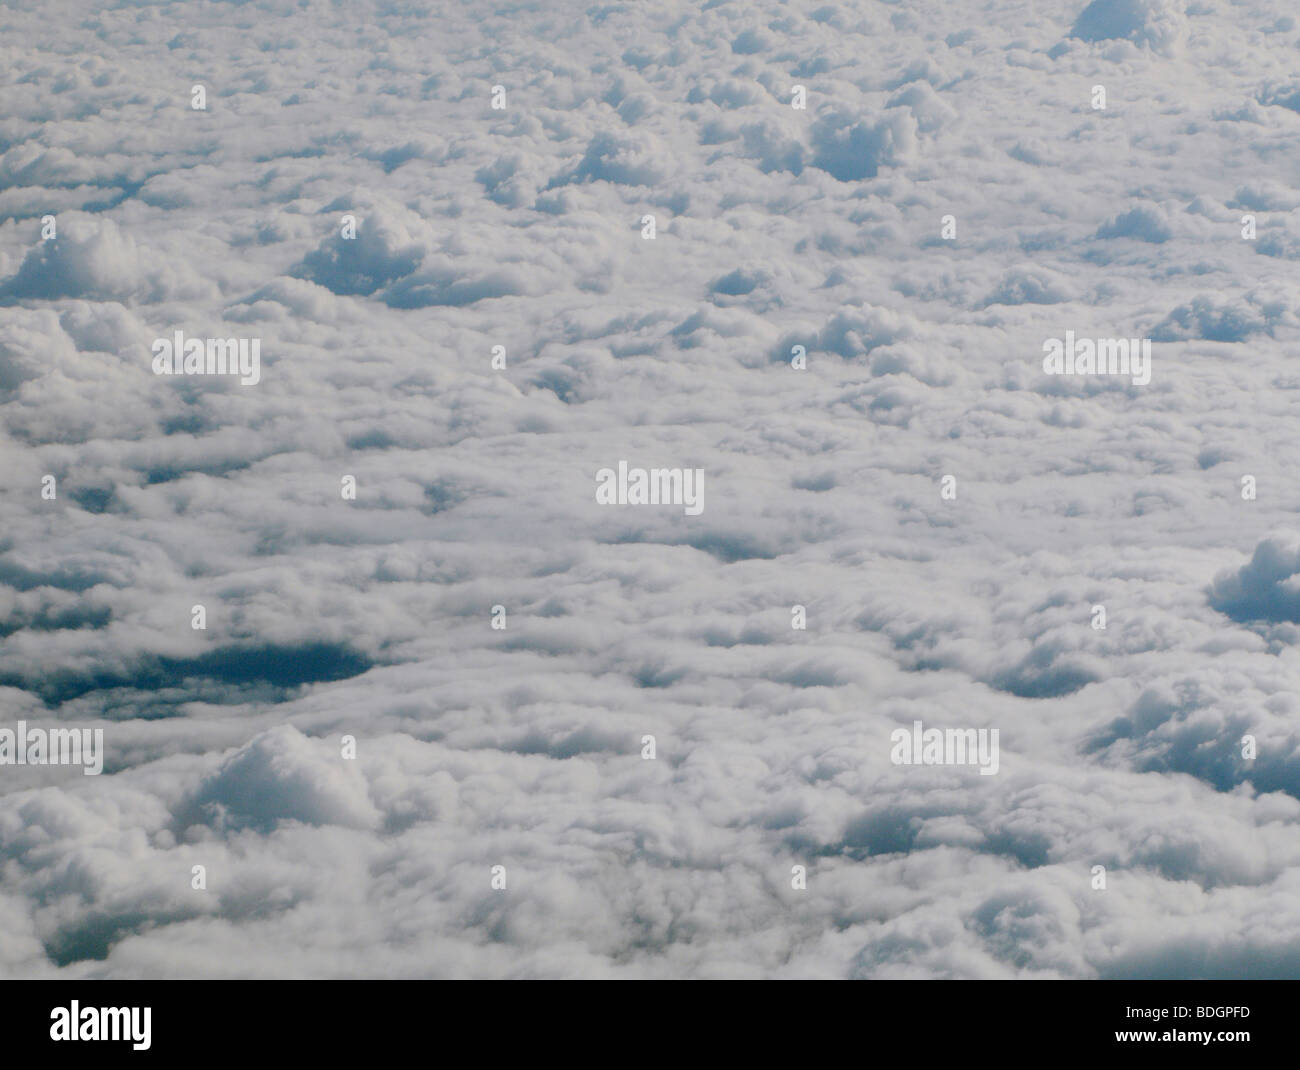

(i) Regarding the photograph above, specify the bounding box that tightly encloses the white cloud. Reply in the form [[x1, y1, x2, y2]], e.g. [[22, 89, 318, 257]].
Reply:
[[1, 0, 1298, 980]]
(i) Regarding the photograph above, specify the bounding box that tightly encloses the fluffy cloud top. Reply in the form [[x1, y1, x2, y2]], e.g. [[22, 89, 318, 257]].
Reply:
[[1, 0, 1298, 980]]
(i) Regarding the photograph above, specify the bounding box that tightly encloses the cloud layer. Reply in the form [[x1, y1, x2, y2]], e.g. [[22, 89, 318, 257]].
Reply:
[[1, 0, 1300, 978]]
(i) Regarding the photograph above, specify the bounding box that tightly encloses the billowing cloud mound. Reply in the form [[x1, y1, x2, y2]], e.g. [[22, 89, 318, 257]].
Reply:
[[0, 309, 71, 391], [1069, 0, 1188, 55], [1209, 535, 1300, 624], [187, 726, 380, 833], [1096, 206, 1173, 243], [1150, 295, 1275, 341], [810, 109, 917, 181], [2, 218, 144, 302], [293, 205, 426, 296], [553, 130, 671, 188], [1257, 81, 1300, 113]]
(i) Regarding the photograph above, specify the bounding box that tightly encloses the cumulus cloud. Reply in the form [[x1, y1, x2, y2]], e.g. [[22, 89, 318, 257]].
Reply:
[[1209, 535, 1300, 624], [810, 109, 917, 181], [2, 218, 145, 302], [1150, 294, 1276, 341], [185, 726, 380, 833], [552, 129, 671, 188], [1096, 205, 1173, 243], [1, 0, 1298, 982], [292, 203, 427, 296], [1069, 0, 1189, 55]]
